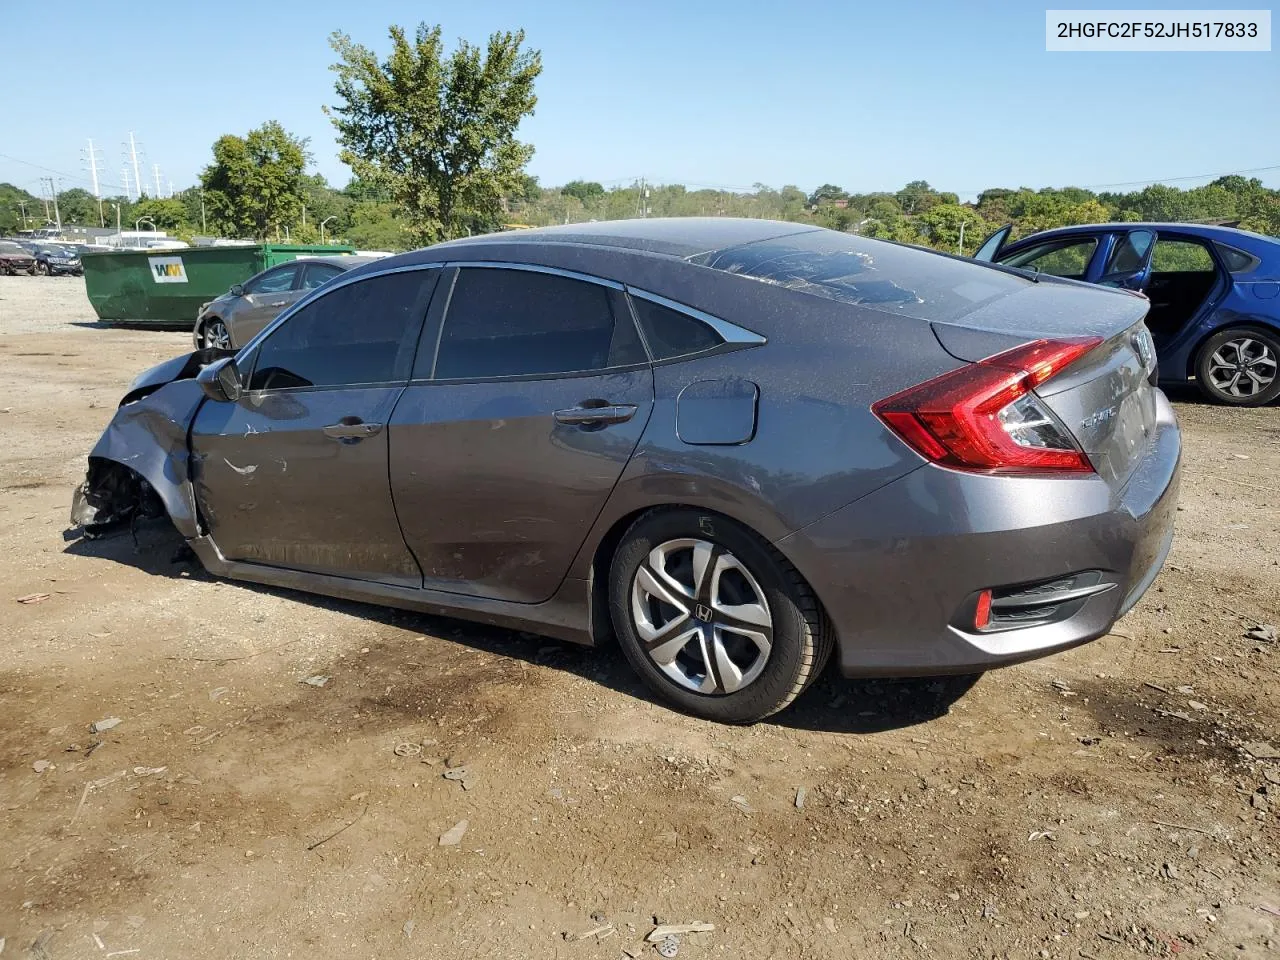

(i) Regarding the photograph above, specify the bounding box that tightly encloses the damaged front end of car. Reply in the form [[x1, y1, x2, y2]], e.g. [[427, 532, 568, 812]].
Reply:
[[69, 348, 233, 539]]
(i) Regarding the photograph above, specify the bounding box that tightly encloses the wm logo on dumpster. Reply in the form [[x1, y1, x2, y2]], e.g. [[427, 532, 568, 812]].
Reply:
[[148, 256, 188, 284]]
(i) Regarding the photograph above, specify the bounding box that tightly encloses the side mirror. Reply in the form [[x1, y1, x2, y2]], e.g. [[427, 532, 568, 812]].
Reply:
[[229, 283, 245, 297], [197, 356, 243, 403]]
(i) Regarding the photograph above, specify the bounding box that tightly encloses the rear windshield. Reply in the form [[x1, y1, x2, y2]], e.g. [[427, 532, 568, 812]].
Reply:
[[690, 229, 1028, 323]]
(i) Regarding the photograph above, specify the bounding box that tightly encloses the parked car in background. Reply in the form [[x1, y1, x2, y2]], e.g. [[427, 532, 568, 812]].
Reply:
[[76, 219, 1179, 723], [975, 223, 1280, 406], [193, 255, 376, 349], [33, 243, 84, 276], [0, 240, 37, 275]]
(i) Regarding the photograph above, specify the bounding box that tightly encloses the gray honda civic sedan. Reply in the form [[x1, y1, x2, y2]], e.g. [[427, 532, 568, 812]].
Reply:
[[71, 218, 1180, 723]]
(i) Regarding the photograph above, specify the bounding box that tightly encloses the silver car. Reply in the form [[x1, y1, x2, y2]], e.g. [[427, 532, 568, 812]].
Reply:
[[193, 256, 377, 350]]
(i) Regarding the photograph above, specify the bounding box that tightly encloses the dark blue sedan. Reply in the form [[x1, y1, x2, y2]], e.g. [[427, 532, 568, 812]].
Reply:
[[975, 222, 1280, 405]]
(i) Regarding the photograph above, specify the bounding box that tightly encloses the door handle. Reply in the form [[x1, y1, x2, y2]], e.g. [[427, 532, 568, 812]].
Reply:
[[323, 418, 384, 442], [553, 403, 638, 427]]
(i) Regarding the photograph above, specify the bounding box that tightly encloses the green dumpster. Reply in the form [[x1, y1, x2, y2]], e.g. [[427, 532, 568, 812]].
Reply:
[[82, 244, 356, 325]]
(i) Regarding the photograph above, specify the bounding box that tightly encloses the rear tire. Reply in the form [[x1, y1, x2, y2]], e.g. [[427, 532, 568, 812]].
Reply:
[[608, 508, 834, 724], [1194, 326, 1280, 406]]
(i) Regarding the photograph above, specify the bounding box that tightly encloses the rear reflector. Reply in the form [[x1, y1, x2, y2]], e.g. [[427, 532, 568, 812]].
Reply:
[[873, 337, 1102, 474], [974, 589, 992, 630]]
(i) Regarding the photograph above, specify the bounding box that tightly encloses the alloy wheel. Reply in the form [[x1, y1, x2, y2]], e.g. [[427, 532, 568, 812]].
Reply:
[[1206, 336, 1277, 399], [630, 537, 773, 695], [204, 319, 232, 350]]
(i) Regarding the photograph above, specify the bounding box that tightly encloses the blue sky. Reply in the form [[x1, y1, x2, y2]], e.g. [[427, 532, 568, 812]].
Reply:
[[2, 1, 1276, 200]]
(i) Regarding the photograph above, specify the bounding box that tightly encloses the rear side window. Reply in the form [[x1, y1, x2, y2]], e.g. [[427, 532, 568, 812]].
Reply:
[[631, 297, 723, 360], [692, 229, 1026, 323], [434, 268, 634, 379], [249, 271, 434, 390], [1215, 242, 1259, 274], [302, 262, 346, 289]]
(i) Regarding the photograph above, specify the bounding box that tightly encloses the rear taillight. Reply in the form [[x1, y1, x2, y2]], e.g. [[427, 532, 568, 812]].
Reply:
[[872, 337, 1102, 474]]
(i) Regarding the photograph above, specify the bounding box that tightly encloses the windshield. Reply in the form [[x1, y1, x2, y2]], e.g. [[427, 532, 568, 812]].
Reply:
[[39, 245, 75, 257], [690, 229, 1028, 323], [0, 241, 28, 255]]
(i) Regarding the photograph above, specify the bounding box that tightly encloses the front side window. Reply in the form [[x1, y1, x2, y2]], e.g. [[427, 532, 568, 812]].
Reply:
[[434, 268, 633, 379], [248, 270, 433, 390], [1002, 239, 1098, 279], [245, 265, 298, 295]]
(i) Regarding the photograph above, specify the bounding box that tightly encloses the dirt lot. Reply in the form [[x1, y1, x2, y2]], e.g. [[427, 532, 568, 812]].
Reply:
[[1, 275, 1279, 960]]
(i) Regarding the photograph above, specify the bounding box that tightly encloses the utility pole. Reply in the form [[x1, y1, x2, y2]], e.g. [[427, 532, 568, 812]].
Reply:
[[50, 179, 62, 233], [16, 200, 30, 229], [124, 132, 143, 201], [152, 163, 163, 199], [121, 167, 133, 204], [39, 180, 51, 221], [957, 220, 969, 255], [199, 189, 207, 233], [83, 138, 105, 227]]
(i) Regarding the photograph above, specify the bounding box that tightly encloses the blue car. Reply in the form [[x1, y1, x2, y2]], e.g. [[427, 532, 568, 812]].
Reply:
[[975, 222, 1280, 405]]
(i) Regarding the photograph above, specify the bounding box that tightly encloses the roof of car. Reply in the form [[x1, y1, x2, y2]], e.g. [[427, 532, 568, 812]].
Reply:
[[296, 254, 380, 268], [432, 217, 822, 260], [1015, 222, 1278, 247]]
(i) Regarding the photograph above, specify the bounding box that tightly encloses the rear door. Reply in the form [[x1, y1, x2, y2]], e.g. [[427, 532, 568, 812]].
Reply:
[[191, 267, 438, 586], [301, 260, 347, 292], [229, 264, 301, 345], [1097, 228, 1157, 290], [389, 265, 654, 603]]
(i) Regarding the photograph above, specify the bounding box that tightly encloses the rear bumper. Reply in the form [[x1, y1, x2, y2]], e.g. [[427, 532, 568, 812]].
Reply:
[[777, 390, 1182, 677]]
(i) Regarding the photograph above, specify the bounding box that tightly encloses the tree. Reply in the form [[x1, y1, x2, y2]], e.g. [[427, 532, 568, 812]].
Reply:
[[561, 180, 604, 205], [130, 197, 189, 231], [808, 183, 848, 207], [328, 22, 542, 243], [199, 121, 309, 239], [920, 203, 989, 254], [55, 188, 100, 226]]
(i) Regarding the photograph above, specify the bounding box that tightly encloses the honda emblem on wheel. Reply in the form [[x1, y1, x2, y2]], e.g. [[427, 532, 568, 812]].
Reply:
[[695, 603, 713, 622]]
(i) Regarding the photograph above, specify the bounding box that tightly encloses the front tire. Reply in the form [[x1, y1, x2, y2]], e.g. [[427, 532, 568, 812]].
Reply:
[[608, 509, 834, 723], [201, 317, 233, 351], [35, 262, 49, 276], [1195, 326, 1280, 406]]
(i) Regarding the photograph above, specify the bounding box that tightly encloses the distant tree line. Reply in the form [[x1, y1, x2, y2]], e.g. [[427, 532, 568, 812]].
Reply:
[[2, 19, 1277, 251]]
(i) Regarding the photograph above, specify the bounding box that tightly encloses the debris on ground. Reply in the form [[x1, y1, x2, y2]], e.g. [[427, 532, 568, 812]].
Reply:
[[443, 766, 472, 790], [393, 742, 422, 758], [402, 919, 415, 939], [1246, 624, 1278, 642], [647, 922, 714, 941], [655, 934, 680, 957], [208, 687, 228, 702], [301, 675, 330, 687], [16, 593, 51, 604], [439, 819, 469, 846], [90, 718, 121, 734], [795, 786, 807, 809], [32, 760, 52, 773], [730, 795, 752, 815], [572, 923, 615, 941], [1243, 742, 1280, 760]]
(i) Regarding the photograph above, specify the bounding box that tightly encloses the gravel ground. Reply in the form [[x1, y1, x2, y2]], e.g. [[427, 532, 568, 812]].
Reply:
[[1, 275, 1279, 959]]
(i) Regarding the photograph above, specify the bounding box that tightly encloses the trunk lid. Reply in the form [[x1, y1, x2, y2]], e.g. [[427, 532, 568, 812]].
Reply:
[[932, 281, 1159, 488]]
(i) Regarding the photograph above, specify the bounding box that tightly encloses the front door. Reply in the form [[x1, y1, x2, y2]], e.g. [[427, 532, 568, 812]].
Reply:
[[228, 263, 302, 346], [1098, 228, 1157, 290], [390, 266, 654, 604], [191, 267, 438, 586]]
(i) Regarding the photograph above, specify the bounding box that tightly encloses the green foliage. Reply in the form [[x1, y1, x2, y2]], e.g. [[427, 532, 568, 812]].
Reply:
[[920, 204, 990, 254], [199, 121, 310, 239], [561, 180, 604, 204], [327, 22, 542, 244], [54, 188, 100, 226], [808, 183, 848, 207], [130, 197, 189, 230], [0, 182, 41, 232]]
